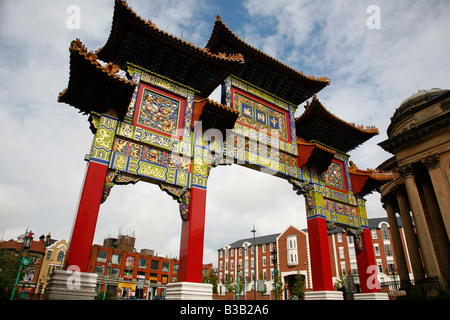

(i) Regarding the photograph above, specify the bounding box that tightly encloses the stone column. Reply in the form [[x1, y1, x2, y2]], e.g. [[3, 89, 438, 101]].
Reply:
[[420, 158, 450, 280], [396, 188, 425, 280], [399, 164, 442, 278], [422, 154, 450, 240], [383, 195, 410, 283]]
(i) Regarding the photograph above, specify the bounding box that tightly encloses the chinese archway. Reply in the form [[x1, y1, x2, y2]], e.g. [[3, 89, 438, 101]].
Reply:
[[57, 0, 393, 299]]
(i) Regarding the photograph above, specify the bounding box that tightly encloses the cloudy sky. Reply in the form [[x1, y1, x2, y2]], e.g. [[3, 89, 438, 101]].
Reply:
[[1, 0, 449, 267]]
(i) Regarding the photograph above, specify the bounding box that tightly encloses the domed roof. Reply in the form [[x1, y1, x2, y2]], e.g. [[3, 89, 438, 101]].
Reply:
[[392, 88, 448, 121]]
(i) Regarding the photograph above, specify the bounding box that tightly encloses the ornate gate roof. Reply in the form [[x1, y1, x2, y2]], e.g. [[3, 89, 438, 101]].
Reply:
[[96, 0, 244, 98], [205, 16, 330, 106]]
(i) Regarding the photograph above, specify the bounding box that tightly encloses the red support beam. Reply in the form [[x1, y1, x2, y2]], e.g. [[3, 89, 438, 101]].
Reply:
[[177, 187, 207, 283], [65, 160, 107, 272], [356, 228, 381, 293], [307, 216, 334, 291]]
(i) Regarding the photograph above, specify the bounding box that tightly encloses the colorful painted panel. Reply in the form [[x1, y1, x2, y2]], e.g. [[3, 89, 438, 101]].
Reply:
[[111, 137, 190, 187], [233, 91, 288, 141], [322, 160, 346, 191], [137, 88, 180, 136]]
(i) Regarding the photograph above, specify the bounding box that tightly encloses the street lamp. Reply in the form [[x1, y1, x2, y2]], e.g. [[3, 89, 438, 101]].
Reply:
[[251, 224, 256, 300], [271, 249, 279, 300], [237, 264, 241, 300], [10, 230, 34, 300], [103, 259, 112, 300]]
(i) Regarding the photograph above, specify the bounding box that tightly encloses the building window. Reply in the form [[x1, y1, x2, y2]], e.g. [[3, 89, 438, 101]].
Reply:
[[387, 262, 396, 274], [151, 260, 159, 270], [262, 256, 266, 267], [337, 233, 343, 243], [97, 250, 107, 263], [349, 246, 356, 260], [138, 258, 147, 268], [112, 253, 121, 265], [173, 264, 178, 274], [46, 250, 52, 260], [371, 229, 378, 239], [339, 247, 345, 259], [110, 267, 120, 279], [162, 262, 170, 272], [374, 244, 380, 256], [340, 262, 347, 276], [57, 251, 64, 262], [350, 263, 358, 275], [95, 265, 105, 276], [262, 244, 266, 253], [381, 224, 390, 241], [289, 253, 298, 264], [384, 244, 393, 257], [377, 260, 383, 274]]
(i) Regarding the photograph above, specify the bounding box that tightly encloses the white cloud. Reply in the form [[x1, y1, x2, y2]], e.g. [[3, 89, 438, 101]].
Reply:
[[1, 0, 448, 269]]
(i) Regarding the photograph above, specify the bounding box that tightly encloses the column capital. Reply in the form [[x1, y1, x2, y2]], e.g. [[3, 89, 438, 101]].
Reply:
[[421, 153, 440, 170], [381, 193, 396, 208], [396, 163, 414, 179]]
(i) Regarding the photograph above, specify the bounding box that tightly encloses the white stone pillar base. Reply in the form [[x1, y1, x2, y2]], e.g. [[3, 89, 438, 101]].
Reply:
[[44, 270, 98, 300], [165, 282, 213, 300], [304, 291, 344, 300], [354, 292, 389, 300]]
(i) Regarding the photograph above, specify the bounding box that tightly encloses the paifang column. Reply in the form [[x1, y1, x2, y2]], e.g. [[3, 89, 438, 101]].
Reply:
[[65, 112, 119, 272]]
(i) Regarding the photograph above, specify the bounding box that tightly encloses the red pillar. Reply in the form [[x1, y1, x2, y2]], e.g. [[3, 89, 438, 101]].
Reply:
[[65, 160, 108, 272], [178, 187, 207, 283], [356, 227, 381, 293], [307, 216, 334, 291]]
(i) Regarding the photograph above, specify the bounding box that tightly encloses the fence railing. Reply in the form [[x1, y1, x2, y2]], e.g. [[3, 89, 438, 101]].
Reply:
[[380, 278, 450, 300]]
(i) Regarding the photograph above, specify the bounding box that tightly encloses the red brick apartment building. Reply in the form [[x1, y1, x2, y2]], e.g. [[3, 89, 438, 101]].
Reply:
[[217, 217, 410, 300], [87, 233, 212, 299]]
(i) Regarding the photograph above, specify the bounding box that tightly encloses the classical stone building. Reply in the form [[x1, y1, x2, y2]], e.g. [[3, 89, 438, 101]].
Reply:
[[378, 88, 450, 283]]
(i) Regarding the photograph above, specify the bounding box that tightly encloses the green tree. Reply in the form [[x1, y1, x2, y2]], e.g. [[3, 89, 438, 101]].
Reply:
[[95, 290, 116, 300], [225, 274, 244, 299], [291, 272, 305, 299], [202, 271, 218, 294], [272, 272, 283, 300], [0, 250, 33, 300]]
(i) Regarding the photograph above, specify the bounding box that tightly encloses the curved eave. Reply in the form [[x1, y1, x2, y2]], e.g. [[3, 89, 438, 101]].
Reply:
[[349, 162, 394, 196], [205, 16, 329, 105], [193, 98, 239, 138], [96, 0, 243, 97], [58, 39, 136, 120], [295, 97, 378, 153]]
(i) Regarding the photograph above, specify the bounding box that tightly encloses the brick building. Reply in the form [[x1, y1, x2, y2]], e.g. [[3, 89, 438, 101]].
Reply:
[[217, 217, 411, 300], [0, 231, 55, 298], [87, 233, 212, 299]]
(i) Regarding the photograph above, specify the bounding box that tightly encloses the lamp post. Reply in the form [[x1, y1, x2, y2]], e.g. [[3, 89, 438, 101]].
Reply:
[[237, 264, 241, 300], [251, 224, 256, 300], [103, 259, 112, 300], [10, 230, 34, 300], [271, 249, 278, 300]]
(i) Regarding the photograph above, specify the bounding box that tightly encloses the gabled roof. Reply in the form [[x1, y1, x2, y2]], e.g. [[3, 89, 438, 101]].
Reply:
[[58, 39, 136, 120], [96, 0, 244, 97], [220, 233, 280, 250], [205, 16, 329, 105], [295, 96, 379, 153]]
